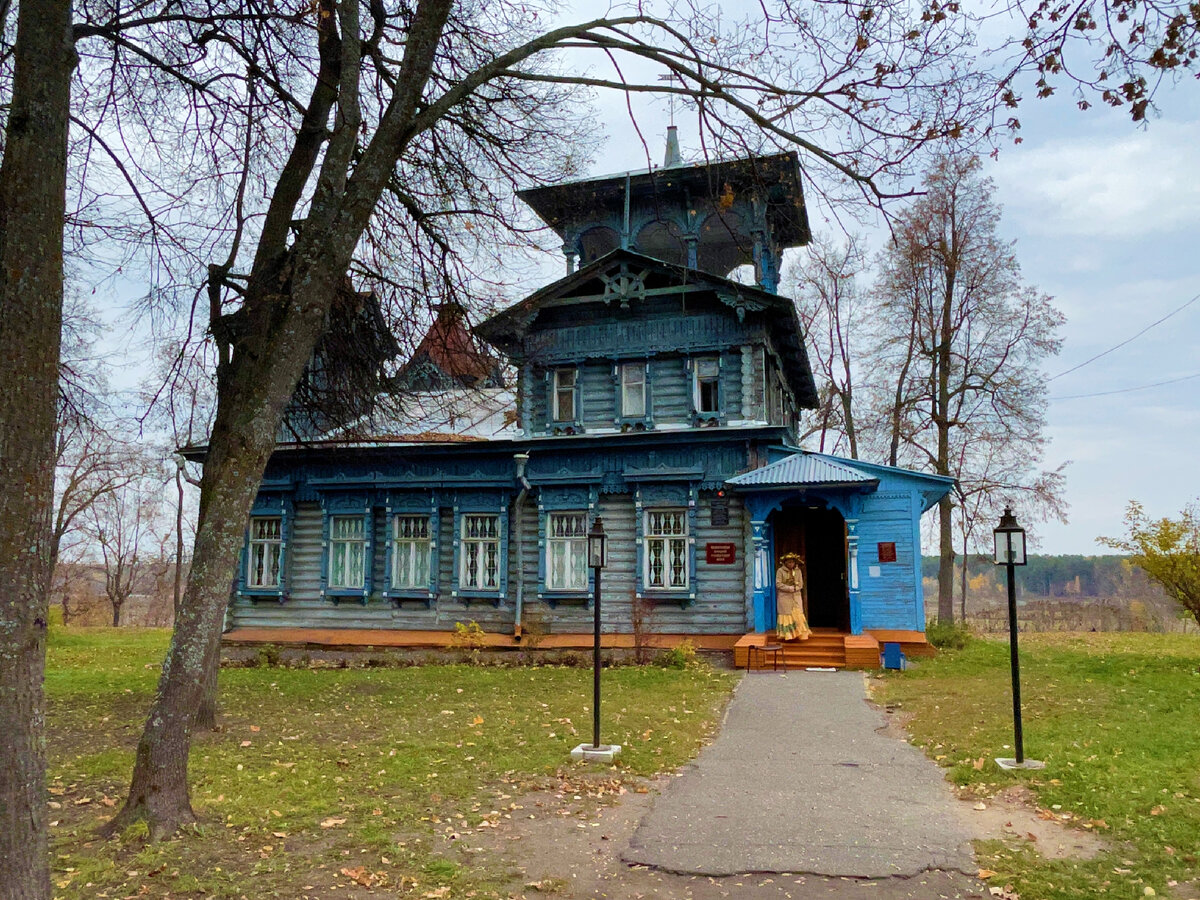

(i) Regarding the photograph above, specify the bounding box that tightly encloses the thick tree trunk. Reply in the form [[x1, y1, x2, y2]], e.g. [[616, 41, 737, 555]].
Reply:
[[105, 414, 282, 837], [108, 274, 338, 838], [111, 601, 122, 628], [0, 1, 74, 897], [193, 633, 221, 732], [109, 0, 454, 840]]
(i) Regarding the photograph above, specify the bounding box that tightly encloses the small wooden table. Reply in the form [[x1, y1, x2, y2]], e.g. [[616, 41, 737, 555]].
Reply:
[[747, 642, 783, 671]]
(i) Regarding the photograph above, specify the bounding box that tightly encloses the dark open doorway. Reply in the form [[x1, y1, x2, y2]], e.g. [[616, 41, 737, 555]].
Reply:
[[773, 502, 850, 632]]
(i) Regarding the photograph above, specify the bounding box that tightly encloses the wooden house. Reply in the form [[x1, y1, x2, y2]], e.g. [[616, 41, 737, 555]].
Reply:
[[220, 134, 952, 667]]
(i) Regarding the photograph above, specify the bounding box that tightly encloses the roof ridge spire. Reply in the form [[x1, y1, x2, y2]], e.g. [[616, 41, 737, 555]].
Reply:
[[664, 125, 682, 168]]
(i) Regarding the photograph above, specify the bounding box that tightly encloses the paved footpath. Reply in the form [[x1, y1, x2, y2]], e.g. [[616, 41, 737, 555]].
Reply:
[[624, 670, 978, 879]]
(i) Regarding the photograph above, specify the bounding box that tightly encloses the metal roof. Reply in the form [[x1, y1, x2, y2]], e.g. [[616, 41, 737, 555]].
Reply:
[[726, 453, 879, 489]]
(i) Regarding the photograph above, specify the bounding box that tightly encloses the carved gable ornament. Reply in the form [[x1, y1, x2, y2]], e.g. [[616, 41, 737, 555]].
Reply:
[[598, 261, 650, 307]]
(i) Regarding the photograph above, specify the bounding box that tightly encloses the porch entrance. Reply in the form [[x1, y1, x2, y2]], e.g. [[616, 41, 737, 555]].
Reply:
[[772, 503, 850, 633]]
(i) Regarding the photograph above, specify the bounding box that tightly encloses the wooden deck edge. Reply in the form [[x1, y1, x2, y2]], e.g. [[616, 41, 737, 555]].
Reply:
[[865, 629, 936, 659], [222, 627, 742, 653]]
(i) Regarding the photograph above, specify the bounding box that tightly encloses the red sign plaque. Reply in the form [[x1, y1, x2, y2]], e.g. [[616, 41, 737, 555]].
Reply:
[[877, 542, 897, 563], [705, 542, 737, 564]]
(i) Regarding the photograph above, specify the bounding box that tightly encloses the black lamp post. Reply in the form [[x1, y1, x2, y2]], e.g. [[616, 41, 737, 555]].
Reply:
[[587, 516, 608, 750], [993, 507, 1043, 770]]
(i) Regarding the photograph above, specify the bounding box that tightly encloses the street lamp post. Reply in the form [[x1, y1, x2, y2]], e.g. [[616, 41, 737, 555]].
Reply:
[[588, 517, 607, 750], [571, 517, 621, 762], [993, 507, 1044, 770]]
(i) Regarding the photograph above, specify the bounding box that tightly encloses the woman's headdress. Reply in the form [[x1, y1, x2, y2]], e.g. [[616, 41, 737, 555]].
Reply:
[[779, 552, 803, 563]]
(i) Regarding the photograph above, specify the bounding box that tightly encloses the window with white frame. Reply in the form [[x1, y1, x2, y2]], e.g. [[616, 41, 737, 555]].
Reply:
[[645, 509, 688, 590], [460, 514, 501, 590], [392, 515, 431, 590], [248, 517, 282, 588], [547, 512, 588, 591], [694, 357, 720, 414], [620, 362, 646, 418], [329, 515, 366, 589], [553, 368, 576, 422]]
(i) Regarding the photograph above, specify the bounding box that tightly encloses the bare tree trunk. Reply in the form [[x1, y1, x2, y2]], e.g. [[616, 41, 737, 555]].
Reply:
[[841, 388, 858, 460], [935, 247, 956, 625], [959, 531, 968, 623], [937, 495, 955, 624], [111, 601, 122, 628], [0, 1, 74, 896]]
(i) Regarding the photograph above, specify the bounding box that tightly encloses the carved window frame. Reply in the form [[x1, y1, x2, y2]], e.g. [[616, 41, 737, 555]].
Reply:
[[552, 367, 577, 423]]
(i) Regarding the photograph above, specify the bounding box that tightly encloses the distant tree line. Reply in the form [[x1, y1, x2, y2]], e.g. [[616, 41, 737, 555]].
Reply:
[[920, 554, 1158, 598]]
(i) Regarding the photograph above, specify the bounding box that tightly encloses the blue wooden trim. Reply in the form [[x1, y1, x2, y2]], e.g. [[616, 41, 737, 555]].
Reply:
[[532, 470, 604, 486], [750, 519, 775, 631], [542, 590, 590, 604], [637, 482, 691, 506], [380, 491, 438, 603], [451, 495, 507, 605], [686, 483, 698, 606], [911, 490, 925, 630], [624, 467, 703, 484], [451, 499, 461, 600], [498, 494, 510, 603], [634, 488, 644, 597], [847, 518, 862, 634], [644, 359, 655, 428], [547, 366, 584, 434], [319, 491, 373, 605], [428, 496, 441, 603], [382, 495, 394, 600], [536, 494, 547, 603], [538, 486, 593, 510], [612, 359, 651, 430], [520, 361, 534, 436], [240, 493, 293, 604]]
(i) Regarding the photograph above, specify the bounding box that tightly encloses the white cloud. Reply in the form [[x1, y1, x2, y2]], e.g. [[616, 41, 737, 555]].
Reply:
[[994, 121, 1200, 239]]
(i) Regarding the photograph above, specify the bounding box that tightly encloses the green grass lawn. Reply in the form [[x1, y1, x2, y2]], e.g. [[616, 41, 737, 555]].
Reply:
[[878, 631, 1200, 900], [45, 627, 736, 898]]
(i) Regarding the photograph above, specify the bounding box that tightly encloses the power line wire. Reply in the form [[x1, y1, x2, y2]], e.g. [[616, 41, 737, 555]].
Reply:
[[1051, 371, 1200, 401], [1049, 291, 1200, 382]]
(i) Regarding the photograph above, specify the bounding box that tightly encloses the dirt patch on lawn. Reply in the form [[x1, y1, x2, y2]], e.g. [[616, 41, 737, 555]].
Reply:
[[958, 784, 1108, 861], [873, 699, 1108, 863]]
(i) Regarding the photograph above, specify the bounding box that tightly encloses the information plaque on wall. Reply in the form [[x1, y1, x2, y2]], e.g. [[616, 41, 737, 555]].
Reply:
[[710, 494, 730, 526], [705, 543, 737, 564], [877, 542, 897, 563]]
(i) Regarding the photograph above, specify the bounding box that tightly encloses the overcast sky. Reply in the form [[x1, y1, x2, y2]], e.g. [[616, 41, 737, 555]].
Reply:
[[555, 50, 1200, 555], [91, 8, 1197, 557]]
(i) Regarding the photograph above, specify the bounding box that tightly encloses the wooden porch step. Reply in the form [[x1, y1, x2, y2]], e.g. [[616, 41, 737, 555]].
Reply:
[[734, 629, 886, 670]]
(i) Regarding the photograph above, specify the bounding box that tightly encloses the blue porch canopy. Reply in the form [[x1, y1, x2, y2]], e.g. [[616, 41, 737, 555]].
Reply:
[[726, 450, 954, 634]]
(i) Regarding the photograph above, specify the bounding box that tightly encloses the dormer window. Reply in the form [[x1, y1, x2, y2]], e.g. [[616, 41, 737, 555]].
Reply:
[[694, 357, 720, 414], [553, 368, 576, 422], [620, 362, 646, 418]]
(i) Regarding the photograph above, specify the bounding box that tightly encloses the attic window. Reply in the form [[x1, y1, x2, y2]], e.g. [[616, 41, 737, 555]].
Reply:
[[694, 358, 720, 414], [553, 368, 576, 422], [621, 362, 646, 418]]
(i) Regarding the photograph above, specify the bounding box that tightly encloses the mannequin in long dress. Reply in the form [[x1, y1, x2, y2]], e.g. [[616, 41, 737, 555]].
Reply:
[[775, 555, 811, 641]]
